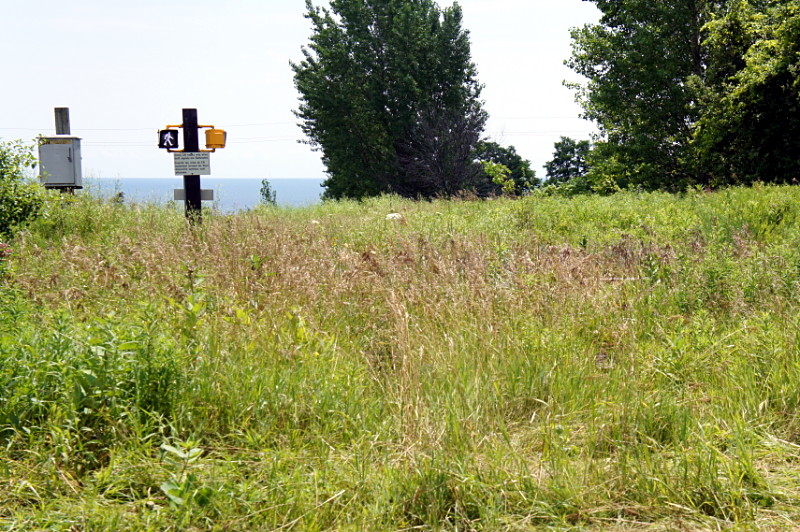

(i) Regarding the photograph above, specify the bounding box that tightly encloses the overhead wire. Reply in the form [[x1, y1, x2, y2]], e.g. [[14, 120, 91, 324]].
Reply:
[[0, 121, 298, 132], [5, 116, 594, 148], [1, 115, 591, 132]]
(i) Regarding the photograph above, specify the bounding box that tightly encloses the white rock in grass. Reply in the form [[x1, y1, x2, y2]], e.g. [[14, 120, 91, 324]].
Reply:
[[386, 213, 404, 221]]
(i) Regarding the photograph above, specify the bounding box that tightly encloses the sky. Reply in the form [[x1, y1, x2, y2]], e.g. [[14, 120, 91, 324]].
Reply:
[[0, 0, 600, 180]]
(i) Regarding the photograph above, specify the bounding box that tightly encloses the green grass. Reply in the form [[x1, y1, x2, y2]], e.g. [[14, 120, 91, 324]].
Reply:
[[3, 186, 800, 529]]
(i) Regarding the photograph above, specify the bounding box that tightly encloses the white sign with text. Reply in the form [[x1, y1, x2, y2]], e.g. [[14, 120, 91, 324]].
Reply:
[[174, 152, 211, 175]]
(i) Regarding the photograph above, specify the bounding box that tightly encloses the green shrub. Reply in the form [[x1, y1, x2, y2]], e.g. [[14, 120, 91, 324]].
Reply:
[[259, 178, 277, 206], [0, 140, 46, 238], [0, 304, 183, 473]]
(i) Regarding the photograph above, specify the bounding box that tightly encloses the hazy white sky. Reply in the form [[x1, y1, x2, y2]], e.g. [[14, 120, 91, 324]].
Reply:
[[0, 0, 599, 180]]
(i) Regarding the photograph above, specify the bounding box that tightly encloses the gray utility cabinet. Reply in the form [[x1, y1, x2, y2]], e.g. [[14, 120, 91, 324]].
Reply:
[[38, 136, 83, 188]]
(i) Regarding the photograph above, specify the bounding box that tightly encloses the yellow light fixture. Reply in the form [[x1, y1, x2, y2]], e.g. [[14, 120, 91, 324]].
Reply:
[[205, 129, 227, 150]]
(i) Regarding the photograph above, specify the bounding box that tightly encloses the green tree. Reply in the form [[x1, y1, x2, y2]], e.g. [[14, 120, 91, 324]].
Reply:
[[693, 0, 800, 186], [395, 105, 489, 198], [0, 140, 46, 238], [259, 178, 277, 206], [544, 137, 591, 184], [292, 0, 486, 200], [474, 141, 538, 194], [568, 0, 720, 190]]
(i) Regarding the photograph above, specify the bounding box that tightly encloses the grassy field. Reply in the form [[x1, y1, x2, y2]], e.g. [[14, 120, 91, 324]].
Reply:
[[3, 186, 800, 530]]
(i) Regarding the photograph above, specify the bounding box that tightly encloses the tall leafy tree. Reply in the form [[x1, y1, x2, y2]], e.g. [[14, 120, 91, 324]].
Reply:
[[568, 0, 721, 190], [292, 0, 486, 199], [545, 136, 590, 184], [694, 0, 800, 185]]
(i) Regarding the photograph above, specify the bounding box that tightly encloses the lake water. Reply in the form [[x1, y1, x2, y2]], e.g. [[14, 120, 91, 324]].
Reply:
[[86, 178, 325, 213]]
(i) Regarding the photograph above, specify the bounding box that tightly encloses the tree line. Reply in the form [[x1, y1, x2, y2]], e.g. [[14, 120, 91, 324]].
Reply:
[[293, 0, 800, 199], [567, 0, 800, 192]]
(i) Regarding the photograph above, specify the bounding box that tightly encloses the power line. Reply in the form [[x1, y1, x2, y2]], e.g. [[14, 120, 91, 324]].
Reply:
[[2, 118, 592, 133], [487, 131, 594, 137], [0, 127, 152, 132], [491, 116, 589, 120], [82, 137, 301, 148], [0, 121, 297, 132]]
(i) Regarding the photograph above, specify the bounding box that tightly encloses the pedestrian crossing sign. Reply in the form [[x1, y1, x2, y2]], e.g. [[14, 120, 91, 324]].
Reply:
[[158, 129, 179, 149]]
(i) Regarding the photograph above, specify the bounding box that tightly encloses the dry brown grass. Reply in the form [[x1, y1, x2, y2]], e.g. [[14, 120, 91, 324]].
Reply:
[[7, 190, 800, 529]]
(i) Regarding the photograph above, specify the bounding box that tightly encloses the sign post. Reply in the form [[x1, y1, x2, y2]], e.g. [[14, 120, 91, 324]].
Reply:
[[158, 109, 226, 222], [182, 109, 202, 219]]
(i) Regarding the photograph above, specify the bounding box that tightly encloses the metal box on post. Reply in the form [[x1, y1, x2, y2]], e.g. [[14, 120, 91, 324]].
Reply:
[[38, 136, 83, 189]]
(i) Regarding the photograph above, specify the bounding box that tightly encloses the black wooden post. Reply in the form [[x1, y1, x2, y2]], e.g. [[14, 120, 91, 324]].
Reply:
[[55, 108, 71, 135], [182, 108, 202, 219], [54, 107, 76, 194]]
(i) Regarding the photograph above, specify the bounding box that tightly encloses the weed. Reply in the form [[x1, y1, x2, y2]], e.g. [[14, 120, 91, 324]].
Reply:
[[3, 187, 800, 528], [159, 440, 213, 509]]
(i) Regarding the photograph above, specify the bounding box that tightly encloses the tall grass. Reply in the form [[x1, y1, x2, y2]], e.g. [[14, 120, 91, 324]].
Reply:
[[2, 186, 800, 529]]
